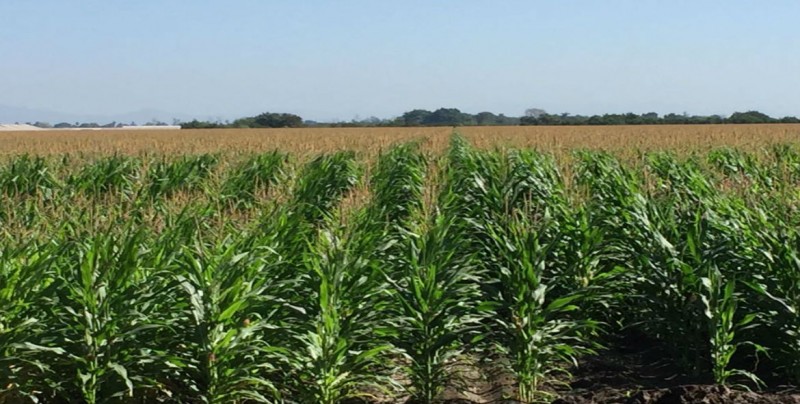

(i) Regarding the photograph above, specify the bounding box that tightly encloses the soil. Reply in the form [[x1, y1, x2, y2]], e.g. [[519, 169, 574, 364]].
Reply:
[[550, 332, 800, 404], [320, 332, 800, 404], [555, 385, 800, 404], [433, 331, 800, 403]]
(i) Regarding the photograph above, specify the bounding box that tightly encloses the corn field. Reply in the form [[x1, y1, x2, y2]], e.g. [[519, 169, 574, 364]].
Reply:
[[2, 130, 800, 403]]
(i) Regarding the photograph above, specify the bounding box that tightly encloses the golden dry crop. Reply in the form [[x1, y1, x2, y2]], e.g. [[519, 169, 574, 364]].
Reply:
[[459, 124, 800, 155], [2, 124, 799, 160], [0, 127, 451, 158]]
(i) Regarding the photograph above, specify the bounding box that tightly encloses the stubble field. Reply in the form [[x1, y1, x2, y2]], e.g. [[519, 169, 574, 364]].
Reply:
[[2, 124, 800, 403]]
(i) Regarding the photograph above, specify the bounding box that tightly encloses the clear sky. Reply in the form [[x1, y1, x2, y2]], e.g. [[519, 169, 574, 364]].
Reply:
[[1, 0, 799, 121]]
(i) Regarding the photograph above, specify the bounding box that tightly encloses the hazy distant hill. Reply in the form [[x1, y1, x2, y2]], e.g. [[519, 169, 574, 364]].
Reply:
[[0, 104, 195, 125]]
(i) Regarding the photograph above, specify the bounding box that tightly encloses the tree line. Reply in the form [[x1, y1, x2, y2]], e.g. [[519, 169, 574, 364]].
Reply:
[[179, 109, 519, 128], [177, 108, 800, 129], [180, 112, 304, 129], [519, 110, 800, 126], [22, 109, 800, 130]]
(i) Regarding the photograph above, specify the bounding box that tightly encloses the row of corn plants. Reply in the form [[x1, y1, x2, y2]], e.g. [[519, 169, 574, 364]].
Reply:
[[4, 136, 800, 403]]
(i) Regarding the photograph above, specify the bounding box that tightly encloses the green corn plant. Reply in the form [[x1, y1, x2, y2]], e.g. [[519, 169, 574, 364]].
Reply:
[[0, 198, 41, 237], [505, 149, 565, 211], [503, 150, 609, 294], [738, 208, 800, 384], [645, 151, 715, 202], [250, 207, 314, 273], [291, 151, 360, 225], [68, 155, 141, 197], [573, 150, 640, 199], [483, 211, 597, 403], [38, 226, 176, 403], [385, 215, 487, 403], [505, 150, 618, 304], [369, 142, 426, 225], [441, 137, 602, 401], [572, 150, 763, 384], [287, 224, 393, 404], [439, 135, 506, 225], [572, 150, 647, 272], [630, 202, 706, 372], [769, 143, 800, 186], [172, 236, 293, 403], [220, 151, 287, 207], [695, 201, 771, 387], [701, 266, 760, 386], [146, 154, 218, 199], [241, 151, 359, 280], [363, 142, 428, 282], [0, 240, 65, 402], [549, 207, 617, 309], [0, 155, 60, 198], [708, 147, 772, 190], [437, 136, 508, 286], [695, 203, 769, 386], [634, 200, 765, 385]]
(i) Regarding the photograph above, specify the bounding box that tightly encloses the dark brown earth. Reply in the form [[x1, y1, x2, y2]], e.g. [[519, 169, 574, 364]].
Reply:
[[554, 385, 800, 404], [344, 331, 800, 403], [433, 332, 800, 404], [550, 332, 800, 404]]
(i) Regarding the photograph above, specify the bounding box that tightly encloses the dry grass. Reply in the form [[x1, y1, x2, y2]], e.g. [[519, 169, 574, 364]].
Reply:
[[2, 125, 799, 160]]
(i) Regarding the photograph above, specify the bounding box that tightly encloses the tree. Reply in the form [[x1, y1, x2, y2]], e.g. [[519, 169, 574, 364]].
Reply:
[[496, 114, 519, 125], [423, 108, 473, 126], [524, 108, 547, 118], [624, 113, 642, 125], [401, 109, 432, 126], [231, 117, 256, 128], [641, 112, 659, 125], [727, 111, 773, 124], [538, 113, 563, 125], [475, 111, 498, 125], [251, 112, 304, 128], [181, 120, 225, 129], [663, 113, 688, 124]]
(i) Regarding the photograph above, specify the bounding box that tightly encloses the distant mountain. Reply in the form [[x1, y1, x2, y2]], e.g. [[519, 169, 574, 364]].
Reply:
[[0, 105, 71, 124], [0, 104, 196, 125]]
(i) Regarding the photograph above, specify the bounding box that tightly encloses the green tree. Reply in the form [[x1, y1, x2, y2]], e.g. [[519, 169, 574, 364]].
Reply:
[[401, 109, 432, 126], [252, 112, 303, 128], [727, 111, 774, 124], [424, 108, 473, 126], [475, 111, 498, 125]]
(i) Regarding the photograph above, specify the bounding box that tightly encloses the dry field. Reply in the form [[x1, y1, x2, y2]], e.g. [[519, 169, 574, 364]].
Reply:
[[460, 124, 800, 154], [1, 124, 799, 158], [0, 127, 451, 157]]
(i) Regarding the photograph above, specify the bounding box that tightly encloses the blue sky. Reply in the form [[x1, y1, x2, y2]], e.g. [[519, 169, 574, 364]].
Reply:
[[1, 0, 799, 121]]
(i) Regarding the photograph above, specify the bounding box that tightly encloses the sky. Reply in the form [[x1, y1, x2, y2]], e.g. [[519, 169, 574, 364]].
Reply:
[[1, 0, 799, 122]]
